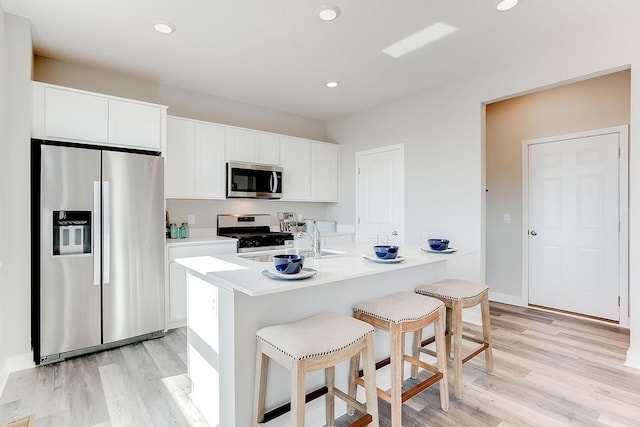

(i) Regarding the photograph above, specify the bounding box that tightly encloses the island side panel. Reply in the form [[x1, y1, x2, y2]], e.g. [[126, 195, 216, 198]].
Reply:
[[231, 260, 448, 427]]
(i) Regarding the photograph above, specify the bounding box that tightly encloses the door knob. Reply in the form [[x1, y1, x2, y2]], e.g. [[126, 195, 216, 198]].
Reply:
[[392, 231, 399, 236], [530, 230, 538, 236]]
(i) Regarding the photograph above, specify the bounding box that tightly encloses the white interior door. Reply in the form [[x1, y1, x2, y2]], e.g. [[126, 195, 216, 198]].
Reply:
[[527, 131, 621, 321], [356, 144, 404, 244]]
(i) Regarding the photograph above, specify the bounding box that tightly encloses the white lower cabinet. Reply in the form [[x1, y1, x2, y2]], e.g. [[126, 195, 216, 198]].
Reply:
[[166, 241, 237, 329]]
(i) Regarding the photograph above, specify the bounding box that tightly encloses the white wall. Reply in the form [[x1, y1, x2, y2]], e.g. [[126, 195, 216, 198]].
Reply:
[[0, 11, 33, 392], [326, 2, 640, 367]]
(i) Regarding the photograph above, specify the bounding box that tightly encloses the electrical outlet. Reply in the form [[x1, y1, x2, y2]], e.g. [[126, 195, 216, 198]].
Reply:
[[503, 214, 511, 224], [187, 214, 195, 225]]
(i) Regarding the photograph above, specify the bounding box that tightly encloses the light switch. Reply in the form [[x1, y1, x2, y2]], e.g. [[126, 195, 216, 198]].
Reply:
[[188, 214, 195, 225], [503, 214, 511, 224]]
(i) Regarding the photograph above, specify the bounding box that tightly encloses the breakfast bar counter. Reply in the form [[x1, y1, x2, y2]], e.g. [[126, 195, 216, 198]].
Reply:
[[176, 244, 465, 426]]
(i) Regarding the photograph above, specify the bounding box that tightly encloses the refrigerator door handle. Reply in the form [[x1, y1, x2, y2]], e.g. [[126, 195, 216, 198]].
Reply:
[[103, 180, 110, 284], [93, 181, 101, 286]]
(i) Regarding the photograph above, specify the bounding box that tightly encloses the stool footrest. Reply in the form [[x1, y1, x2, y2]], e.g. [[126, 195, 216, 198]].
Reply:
[[462, 333, 485, 344], [416, 346, 437, 358], [348, 413, 373, 427], [462, 343, 489, 365], [333, 387, 367, 415], [404, 354, 438, 375], [402, 372, 444, 402]]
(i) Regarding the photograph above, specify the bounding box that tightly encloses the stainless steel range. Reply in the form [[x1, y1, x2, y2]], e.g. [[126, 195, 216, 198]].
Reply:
[[217, 214, 294, 252]]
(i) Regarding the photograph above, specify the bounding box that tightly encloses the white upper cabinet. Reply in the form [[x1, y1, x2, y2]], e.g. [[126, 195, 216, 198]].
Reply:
[[194, 122, 226, 198], [311, 142, 339, 202], [165, 117, 196, 198], [108, 99, 163, 149], [44, 86, 109, 143], [165, 116, 226, 199], [226, 127, 279, 165], [279, 136, 311, 201], [32, 82, 166, 150]]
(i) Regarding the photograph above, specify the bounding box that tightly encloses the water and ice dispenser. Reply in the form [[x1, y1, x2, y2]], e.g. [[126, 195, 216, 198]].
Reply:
[[52, 210, 92, 256]]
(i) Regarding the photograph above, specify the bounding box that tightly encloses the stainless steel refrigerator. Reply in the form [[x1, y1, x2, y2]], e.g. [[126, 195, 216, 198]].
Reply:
[[31, 140, 165, 364]]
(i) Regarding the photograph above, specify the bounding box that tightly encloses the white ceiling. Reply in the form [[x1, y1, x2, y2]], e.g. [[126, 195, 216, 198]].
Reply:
[[0, 0, 624, 121]]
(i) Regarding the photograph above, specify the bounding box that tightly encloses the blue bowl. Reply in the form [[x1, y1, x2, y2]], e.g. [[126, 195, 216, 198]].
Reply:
[[428, 239, 449, 251], [373, 245, 399, 259], [274, 254, 305, 274]]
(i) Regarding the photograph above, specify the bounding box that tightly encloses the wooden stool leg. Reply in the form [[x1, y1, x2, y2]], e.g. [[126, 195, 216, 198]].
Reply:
[[445, 306, 453, 358], [481, 293, 494, 374], [291, 360, 306, 427], [411, 327, 422, 379], [390, 323, 403, 427], [434, 305, 450, 411], [347, 352, 361, 416], [325, 365, 336, 426], [452, 300, 464, 399], [253, 343, 269, 425], [362, 334, 379, 427]]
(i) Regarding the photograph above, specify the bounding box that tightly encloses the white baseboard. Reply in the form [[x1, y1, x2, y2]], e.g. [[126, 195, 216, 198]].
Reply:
[[488, 291, 524, 307], [625, 347, 640, 370], [0, 352, 34, 396]]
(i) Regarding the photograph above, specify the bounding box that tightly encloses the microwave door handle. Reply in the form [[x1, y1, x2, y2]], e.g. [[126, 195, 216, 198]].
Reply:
[[271, 172, 277, 192]]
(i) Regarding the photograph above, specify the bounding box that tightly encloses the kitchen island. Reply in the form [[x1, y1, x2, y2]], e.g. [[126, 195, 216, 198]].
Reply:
[[176, 244, 464, 426]]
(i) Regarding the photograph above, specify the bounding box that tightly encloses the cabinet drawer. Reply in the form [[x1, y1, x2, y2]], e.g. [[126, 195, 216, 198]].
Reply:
[[168, 242, 237, 261]]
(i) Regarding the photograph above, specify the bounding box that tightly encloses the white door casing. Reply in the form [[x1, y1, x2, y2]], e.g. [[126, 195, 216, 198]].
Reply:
[[522, 126, 628, 324], [356, 144, 405, 244]]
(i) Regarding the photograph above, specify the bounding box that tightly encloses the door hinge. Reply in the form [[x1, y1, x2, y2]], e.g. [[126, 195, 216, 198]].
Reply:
[[358, 167, 361, 175], [619, 147, 621, 158], [357, 217, 360, 224], [618, 296, 621, 307]]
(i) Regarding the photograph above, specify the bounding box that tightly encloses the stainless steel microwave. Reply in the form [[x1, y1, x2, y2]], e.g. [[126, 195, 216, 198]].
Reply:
[[227, 162, 283, 199]]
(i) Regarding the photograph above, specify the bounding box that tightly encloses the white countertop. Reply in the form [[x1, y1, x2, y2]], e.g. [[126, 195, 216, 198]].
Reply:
[[176, 244, 467, 297]]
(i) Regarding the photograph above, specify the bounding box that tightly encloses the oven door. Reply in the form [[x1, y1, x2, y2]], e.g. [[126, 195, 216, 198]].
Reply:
[[227, 162, 282, 199]]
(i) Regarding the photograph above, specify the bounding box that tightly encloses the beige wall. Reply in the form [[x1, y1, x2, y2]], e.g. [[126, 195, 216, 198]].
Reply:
[[485, 70, 631, 300], [33, 56, 328, 142]]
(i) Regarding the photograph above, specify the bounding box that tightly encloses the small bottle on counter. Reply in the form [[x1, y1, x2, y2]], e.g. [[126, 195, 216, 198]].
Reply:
[[180, 222, 189, 239], [169, 223, 178, 239]]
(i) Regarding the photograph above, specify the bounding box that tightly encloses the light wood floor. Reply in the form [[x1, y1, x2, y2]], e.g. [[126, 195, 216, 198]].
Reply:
[[2, 302, 639, 426]]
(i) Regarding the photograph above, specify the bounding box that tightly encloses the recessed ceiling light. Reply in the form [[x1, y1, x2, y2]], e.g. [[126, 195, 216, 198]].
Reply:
[[318, 5, 340, 21], [382, 22, 458, 58], [326, 80, 340, 88], [496, 0, 518, 11], [153, 21, 176, 34]]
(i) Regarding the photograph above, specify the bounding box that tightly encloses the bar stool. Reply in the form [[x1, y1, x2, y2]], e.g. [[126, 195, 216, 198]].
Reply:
[[415, 279, 494, 399], [350, 292, 449, 427], [253, 312, 379, 427]]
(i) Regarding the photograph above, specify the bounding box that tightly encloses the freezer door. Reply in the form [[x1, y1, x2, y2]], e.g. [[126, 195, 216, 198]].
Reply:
[[101, 151, 165, 343], [40, 145, 102, 357]]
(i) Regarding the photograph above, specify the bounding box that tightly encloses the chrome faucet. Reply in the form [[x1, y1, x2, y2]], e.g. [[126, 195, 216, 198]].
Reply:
[[294, 219, 322, 259]]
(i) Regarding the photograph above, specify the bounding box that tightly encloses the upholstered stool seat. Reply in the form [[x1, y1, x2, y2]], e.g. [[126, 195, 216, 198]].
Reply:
[[253, 312, 379, 427], [415, 279, 494, 399], [350, 292, 449, 427]]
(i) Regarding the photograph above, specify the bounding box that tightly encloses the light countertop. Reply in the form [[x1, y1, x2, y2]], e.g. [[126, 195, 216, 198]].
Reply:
[[176, 244, 467, 297]]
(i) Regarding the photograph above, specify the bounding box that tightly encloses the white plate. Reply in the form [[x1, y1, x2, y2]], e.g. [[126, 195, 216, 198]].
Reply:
[[361, 254, 406, 264], [262, 267, 318, 281], [420, 247, 458, 254]]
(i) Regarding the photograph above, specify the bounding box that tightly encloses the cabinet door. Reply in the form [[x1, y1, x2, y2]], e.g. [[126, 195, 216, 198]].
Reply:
[[169, 262, 187, 325], [311, 142, 339, 201], [44, 86, 108, 143], [279, 136, 311, 200], [165, 117, 196, 197], [254, 132, 279, 165], [108, 99, 162, 149], [226, 127, 254, 162], [195, 122, 226, 198]]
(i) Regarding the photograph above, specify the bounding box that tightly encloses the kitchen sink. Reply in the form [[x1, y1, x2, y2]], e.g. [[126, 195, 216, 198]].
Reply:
[[239, 249, 346, 263]]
